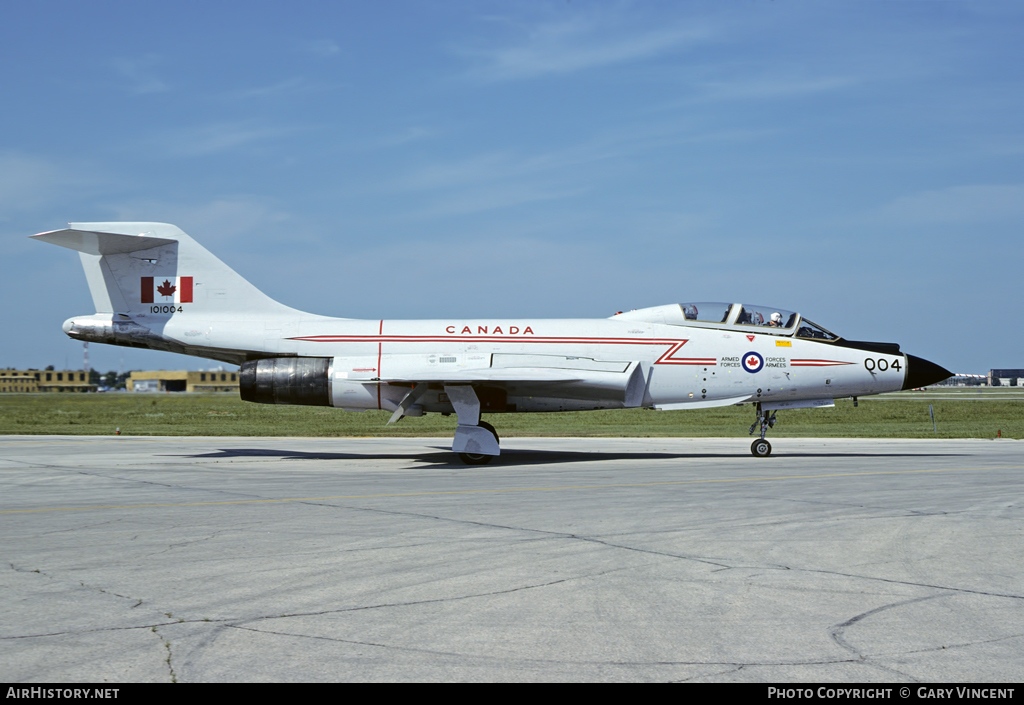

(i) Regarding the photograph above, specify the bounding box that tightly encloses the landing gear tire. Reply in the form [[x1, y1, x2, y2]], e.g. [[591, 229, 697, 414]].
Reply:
[[458, 421, 499, 466], [751, 439, 772, 458], [478, 420, 499, 442]]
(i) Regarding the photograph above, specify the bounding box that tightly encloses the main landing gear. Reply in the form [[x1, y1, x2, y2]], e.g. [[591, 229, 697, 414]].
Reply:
[[458, 421, 499, 465], [388, 383, 502, 465], [749, 404, 777, 457], [446, 385, 501, 466]]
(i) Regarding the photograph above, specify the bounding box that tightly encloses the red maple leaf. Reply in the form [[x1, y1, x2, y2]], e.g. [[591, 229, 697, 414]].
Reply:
[[157, 280, 176, 298]]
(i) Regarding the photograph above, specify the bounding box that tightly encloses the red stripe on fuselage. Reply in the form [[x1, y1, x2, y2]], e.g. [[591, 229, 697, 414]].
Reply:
[[790, 359, 853, 366], [289, 334, 713, 365]]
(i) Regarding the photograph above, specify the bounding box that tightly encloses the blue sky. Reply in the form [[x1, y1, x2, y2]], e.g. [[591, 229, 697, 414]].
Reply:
[[2, 1, 1022, 374]]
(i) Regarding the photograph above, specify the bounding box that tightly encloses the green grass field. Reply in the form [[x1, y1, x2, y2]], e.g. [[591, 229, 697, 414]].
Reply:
[[0, 389, 1020, 438]]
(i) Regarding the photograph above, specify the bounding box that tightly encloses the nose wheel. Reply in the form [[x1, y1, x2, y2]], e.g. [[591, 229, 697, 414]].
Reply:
[[748, 405, 776, 457]]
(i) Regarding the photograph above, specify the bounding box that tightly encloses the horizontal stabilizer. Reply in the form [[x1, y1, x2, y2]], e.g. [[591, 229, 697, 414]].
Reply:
[[31, 228, 177, 255]]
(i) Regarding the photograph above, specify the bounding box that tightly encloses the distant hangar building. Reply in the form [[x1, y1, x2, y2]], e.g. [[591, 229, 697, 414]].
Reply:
[[127, 370, 239, 393], [0, 369, 96, 393], [989, 369, 1024, 387]]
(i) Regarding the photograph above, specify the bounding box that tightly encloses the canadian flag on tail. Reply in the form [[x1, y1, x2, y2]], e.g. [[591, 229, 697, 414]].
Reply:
[[141, 276, 193, 304]]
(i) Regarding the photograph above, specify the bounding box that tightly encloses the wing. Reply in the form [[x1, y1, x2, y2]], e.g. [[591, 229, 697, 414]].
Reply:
[[378, 354, 648, 424]]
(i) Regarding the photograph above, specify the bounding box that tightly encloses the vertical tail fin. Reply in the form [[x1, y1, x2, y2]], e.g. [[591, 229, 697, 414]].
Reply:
[[32, 222, 301, 364], [32, 222, 293, 317]]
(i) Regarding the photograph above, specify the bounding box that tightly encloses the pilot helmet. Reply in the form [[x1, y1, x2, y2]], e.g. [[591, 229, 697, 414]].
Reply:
[[771, 312, 782, 323]]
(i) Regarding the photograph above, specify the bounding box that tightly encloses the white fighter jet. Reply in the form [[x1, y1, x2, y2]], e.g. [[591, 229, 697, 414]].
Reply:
[[34, 222, 952, 463]]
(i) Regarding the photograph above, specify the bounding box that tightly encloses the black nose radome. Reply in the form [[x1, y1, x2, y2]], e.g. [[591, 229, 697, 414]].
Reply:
[[902, 354, 953, 390]]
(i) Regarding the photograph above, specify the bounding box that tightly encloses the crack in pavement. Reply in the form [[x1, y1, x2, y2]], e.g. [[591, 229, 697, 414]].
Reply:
[[222, 623, 872, 670], [229, 571, 597, 626], [0, 569, 603, 640], [1, 458, 299, 506], [6, 560, 147, 614], [150, 625, 177, 683], [831, 593, 1022, 657], [142, 528, 236, 558], [284, 500, 1024, 592], [0, 620, 186, 641], [1, 458, 188, 489], [829, 594, 946, 683], [884, 631, 1024, 657], [801, 566, 1023, 600], [296, 500, 735, 569]]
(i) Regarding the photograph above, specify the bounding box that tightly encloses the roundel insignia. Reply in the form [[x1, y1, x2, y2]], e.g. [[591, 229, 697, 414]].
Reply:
[[742, 351, 764, 373]]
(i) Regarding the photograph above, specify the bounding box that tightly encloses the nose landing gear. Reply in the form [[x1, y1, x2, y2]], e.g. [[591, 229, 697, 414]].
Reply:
[[749, 404, 777, 457], [750, 438, 772, 457]]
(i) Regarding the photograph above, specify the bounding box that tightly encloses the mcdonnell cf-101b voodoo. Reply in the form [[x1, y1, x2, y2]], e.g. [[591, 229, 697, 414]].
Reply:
[[33, 222, 952, 463]]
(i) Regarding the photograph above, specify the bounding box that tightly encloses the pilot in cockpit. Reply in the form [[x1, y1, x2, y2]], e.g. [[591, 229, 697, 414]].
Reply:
[[768, 312, 783, 327]]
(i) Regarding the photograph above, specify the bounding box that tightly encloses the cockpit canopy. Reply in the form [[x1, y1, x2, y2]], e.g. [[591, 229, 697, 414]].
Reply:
[[611, 302, 839, 341]]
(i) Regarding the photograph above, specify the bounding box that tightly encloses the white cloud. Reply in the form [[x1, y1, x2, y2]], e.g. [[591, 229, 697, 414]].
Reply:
[[694, 74, 861, 102], [371, 126, 436, 149], [380, 146, 603, 218], [110, 55, 170, 95], [227, 77, 332, 100], [331, 126, 438, 154], [374, 117, 770, 218], [305, 232, 636, 318], [0, 153, 102, 218], [419, 182, 587, 218], [0, 154, 64, 212], [459, 16, 710, 82], [878, 184, 1024, 224], [306, 39, 341, 58], [151, 121, 297, 157], [104, 196, 291, 245]]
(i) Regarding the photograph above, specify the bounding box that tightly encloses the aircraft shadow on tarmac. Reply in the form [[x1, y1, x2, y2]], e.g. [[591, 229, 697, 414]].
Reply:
[[164, 447, 962, 467]]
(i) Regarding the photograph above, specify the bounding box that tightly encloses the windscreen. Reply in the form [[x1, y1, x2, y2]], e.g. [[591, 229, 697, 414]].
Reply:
[[796, 319, 839, 341]]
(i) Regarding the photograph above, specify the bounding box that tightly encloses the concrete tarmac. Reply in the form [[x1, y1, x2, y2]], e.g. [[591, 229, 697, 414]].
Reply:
[[1, 435, 1021, 683]]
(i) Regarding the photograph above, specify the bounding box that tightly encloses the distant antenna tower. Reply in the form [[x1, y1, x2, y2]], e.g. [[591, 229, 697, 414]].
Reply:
[[83, 342, 89, 374]]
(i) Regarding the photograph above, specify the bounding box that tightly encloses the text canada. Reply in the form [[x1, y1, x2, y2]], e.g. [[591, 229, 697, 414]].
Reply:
[[445, 325, 535, 335]]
